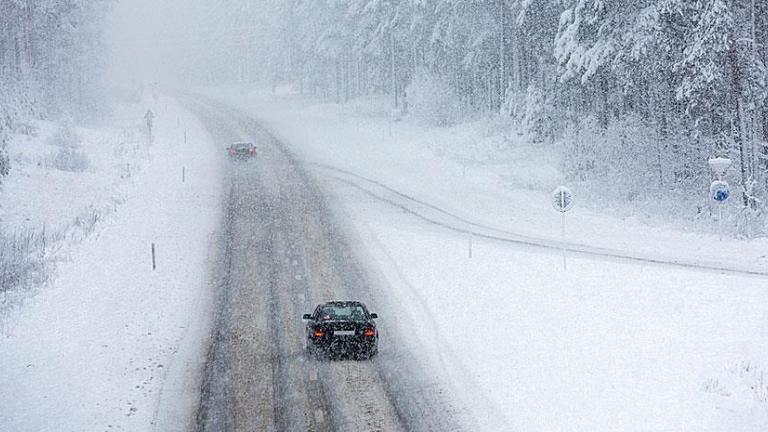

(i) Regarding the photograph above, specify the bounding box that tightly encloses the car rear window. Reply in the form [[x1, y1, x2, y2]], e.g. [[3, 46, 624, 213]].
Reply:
[[319, 304, 367, 321]]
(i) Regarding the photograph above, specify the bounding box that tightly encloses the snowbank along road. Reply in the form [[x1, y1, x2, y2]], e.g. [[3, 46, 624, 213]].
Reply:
[[182, 97, 464, 432]]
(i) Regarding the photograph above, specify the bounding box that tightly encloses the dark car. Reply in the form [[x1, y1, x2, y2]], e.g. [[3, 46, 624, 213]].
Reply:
[[227, 142, 256, 159], [303, 301, 379, 360]]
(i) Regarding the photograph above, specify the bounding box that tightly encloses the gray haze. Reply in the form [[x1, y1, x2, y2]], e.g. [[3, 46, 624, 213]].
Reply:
[[105, 0, 279, 86]]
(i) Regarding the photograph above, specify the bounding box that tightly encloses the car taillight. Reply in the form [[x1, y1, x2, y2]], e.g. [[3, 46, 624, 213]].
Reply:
[[364, 327, 376, 338], [313, 329, 325, 338]]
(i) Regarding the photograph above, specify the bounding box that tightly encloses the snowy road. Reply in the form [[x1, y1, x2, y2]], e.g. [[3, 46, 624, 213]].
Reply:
[[184, 98, 464, 432]]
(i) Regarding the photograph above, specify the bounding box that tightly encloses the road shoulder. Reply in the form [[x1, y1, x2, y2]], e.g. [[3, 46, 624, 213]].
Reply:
[[0, 95, 224, 432]]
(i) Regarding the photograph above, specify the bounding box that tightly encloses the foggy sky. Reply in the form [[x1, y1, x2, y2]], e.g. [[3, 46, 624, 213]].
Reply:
[[105, 0, 209, 84]]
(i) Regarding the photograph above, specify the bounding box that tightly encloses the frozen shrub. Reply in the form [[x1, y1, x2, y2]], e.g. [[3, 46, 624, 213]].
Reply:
[[0, 228, 51, 295], [523, 85, 556, 144], [0, 104, 11, 180], [555, 114, 767, 236], [47, 119, 90, 172], [0, 147, 9, 178], [49, 146, 91, 172], [48, 118, 80, 149], [405, 69, 461, 127], [0, 134, 9, 179], [501, 84, 557, 144]]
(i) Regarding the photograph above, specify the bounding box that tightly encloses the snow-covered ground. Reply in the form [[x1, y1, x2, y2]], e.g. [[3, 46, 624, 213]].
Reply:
[[222, 89, 768, 273], [0, 107, 146, 303], [349, 201, 768, 432], [3, 86, 763, 431], [223, 88, 768, 432], [0, 95, 223, 431]]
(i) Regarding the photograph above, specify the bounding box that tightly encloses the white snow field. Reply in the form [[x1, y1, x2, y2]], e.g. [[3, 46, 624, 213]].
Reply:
[[0, 95, 223, 432], [224, 89, 768, 432]]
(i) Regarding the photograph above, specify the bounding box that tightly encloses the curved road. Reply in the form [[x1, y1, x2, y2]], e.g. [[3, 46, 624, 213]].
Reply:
[[183, 98, 464, 432], [310, 164, 768, 279]]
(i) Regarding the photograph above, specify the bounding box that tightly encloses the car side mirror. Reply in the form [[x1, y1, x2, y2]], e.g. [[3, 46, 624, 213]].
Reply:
[[370, 313, 378, 319], [302, 314, 312, 320]]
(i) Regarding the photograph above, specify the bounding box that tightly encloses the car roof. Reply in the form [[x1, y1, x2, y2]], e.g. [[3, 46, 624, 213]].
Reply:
[[319, 301, 365, 308], [231, 142, 253, 147]]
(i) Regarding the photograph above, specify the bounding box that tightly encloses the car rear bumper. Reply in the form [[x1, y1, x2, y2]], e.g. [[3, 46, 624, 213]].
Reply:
[[309, 336, 377, 355]]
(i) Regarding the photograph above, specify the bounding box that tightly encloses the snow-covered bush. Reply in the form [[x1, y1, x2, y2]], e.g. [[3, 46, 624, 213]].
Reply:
[[0, 229, 52, 296], [49, 147, 91, 173], [0, 132, 9, 179], [703, 362, 768, 412], [502, 84, 558, 143], [0, 101, 12, 180], [49, 119, 80, 149], [0, 208, 104, 299], [47, 121, 90, 172], [523, 85, 556, 144], [560, 115, 719, 228], [405, 69, 461, 127]]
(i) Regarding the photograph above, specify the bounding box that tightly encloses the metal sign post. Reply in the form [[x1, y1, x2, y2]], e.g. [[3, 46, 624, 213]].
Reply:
[[708, 157, 731, 241], [561, 212, 566, 270], [710, 180, 730, 240], [551, 186, 574, 271]]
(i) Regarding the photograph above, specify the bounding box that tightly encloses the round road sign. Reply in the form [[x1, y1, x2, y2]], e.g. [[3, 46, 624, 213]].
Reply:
[[710, 180, 730, 203], [552, 186, 574, 213]]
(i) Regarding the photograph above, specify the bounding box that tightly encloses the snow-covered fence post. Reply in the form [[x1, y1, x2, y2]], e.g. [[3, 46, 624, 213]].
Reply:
[[468, 231, 474, 259], [182, 166, 186, 183], [551, 186, 574, 271]]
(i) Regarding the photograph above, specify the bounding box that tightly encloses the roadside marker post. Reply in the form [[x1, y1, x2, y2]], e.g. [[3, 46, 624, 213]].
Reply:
[[182, 166, 186, 183], [144, 109, 154, 143], [551, 186, 574, 271], [151, 243, 157, 271]]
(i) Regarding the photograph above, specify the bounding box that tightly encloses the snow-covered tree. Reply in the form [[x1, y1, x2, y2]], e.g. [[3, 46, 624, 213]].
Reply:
[[171, 0, 768, 234]]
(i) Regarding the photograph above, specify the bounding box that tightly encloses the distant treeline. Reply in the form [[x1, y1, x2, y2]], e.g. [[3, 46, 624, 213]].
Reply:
[[0, 0, 111, 180]]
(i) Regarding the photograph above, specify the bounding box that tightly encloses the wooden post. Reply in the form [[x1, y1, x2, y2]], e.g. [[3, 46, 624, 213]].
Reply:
[[151, 243, 156, 271]]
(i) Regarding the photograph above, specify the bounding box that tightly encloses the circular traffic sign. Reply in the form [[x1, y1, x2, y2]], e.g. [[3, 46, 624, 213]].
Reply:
[[710, 180, 730, 203], [552, 186, 574, 212]]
